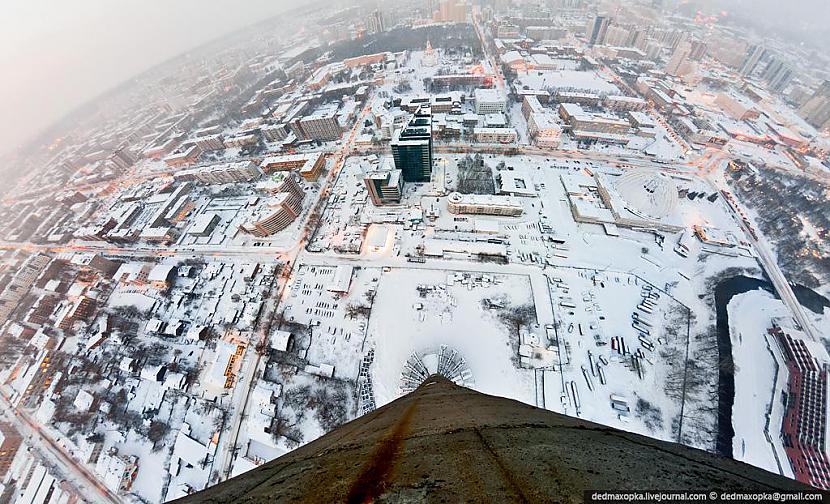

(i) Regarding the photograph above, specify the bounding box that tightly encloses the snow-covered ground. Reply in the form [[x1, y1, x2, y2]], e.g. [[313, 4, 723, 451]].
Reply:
[[368, 268, 536, 407], [281, 264, 380, 378], [542, 266, 689, 442], [727, 289, 793, 477]]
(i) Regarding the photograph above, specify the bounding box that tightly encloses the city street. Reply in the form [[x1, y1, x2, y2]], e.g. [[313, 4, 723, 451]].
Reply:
[[0, 392, 121, 504]]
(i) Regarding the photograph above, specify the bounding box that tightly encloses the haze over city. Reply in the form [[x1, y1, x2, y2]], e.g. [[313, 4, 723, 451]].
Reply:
[[2, 0, 828, 158], [0, 0, 298, 156], [0, 0, 828, 502]]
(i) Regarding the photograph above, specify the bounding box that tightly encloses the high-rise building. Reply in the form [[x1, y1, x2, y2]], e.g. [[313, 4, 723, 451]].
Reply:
[[799, 81, 830, 129], [769, 65, 793, 93], [391, 110, 433, 183], [366, 10, 385, 34], [762, 58, 794, 93], [108, 145, 137, 172], [643, 41, 662, 60], [603, 26, 630, 47], [364, 168, 404, 205], [182, 376, 810, 504], [665, 41, 692, 77], [816, 80, 830, 99], [297, 107, 342, 141], [799, 98, 830, 129], [738, 44, 766, 77], [761, 57, 783, 81], [773, 326, 830, 489], [688, 40, 707, 61], [437, 0, 468, 22], [657, 29, 684, 49], [586, 15, 610, 46], [628, 29, 647, 48]]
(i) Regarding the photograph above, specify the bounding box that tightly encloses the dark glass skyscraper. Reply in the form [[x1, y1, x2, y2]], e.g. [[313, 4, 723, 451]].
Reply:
[[391, 109, 433, 183], [587, 15, 609, 47]]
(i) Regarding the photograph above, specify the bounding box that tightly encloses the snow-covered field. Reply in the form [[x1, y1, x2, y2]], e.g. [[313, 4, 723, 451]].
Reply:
[[368, 268, 536, 407]]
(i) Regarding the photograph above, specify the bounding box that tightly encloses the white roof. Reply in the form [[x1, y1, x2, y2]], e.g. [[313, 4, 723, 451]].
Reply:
[[474, 88, 506, 103], [423, 239, 508, 257], [327, 265, 354, 293], [207, 341, 238, 388], [188, 213, 219, 235], [501, 51, 524, 64], [474, 219, 500, 233], [530, 112, 560, 130], [270, 330, 292, 351], [173, 429, 208, 467], [95, 450, 129, 493], [74, 389, 94, 411], [148, 264, 176, 282], [305, 363, 335, 377]]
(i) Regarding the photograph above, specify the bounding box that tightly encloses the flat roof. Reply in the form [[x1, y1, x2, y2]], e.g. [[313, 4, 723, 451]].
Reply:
[[474, 88, 506, 102]]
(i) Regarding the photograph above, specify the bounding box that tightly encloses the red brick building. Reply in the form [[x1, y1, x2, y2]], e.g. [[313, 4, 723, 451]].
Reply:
[[774, 325, 830, 489]]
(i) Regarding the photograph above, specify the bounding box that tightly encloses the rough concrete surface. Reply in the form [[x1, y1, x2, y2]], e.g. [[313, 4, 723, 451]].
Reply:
[[175, 376, 811, 503]]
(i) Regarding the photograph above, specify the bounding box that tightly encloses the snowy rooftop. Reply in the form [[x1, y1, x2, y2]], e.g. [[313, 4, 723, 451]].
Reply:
[[474, 88, 505, 103], [516, 70, 618, 94]]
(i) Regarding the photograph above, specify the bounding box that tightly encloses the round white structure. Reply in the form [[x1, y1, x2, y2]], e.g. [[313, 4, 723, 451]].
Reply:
[[613, 170, 678, 220], [400, 346, 474, 395]]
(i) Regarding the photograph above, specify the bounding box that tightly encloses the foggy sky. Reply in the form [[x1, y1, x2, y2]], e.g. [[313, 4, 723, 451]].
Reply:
[[0, 0, 296, 156], [711, 0, 830, 40], [1, 0, 827, 156]]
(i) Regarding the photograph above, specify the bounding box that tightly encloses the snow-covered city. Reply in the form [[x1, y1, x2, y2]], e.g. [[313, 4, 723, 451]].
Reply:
[[0, 0, 829, 502]]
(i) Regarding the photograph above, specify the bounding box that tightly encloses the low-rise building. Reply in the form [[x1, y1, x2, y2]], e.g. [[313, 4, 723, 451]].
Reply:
[[186, 134, 224, 151], [447, 192, 523, 216], [0, 423, 21, 478], [223, 133, 259, 149], [260, 152, 325, 181], [474, 88, 507, 114], [174, 161, 263, 184], [147, 264, 177, 290], [206, 340, 246, 389], [473, 127, 518, 144], [604, 95, 647, 111], [527, 112, 562, 148], [95, 448, 139, 493], [559, 103, 630, 135], [715, 92, 760, 121], [139, 226, 180, 244], [187, 213, 220, 237], [163, 144, 202, 168], [521, 95, 545, 120]]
